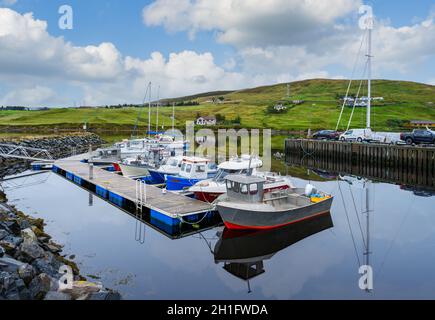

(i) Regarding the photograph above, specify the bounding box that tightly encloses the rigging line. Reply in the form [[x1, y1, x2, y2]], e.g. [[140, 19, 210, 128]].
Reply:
[[346, 61, 369, 131], [348, 183, 367, 250], [132, 82, 151, 139], [338, 179, 362, 267], [335, 29, 368, 131]]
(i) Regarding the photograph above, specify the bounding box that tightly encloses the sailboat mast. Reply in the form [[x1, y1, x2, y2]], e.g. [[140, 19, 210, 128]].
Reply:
[[156, 85, 160, 133], [365, 185, 370, 267], [366, 28, 372, 129], [172, 102, 175, 131], [148, 82, 152, 137]]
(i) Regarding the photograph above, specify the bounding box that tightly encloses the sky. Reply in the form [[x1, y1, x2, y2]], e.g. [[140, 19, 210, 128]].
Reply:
[[0, 0, 434, 107]]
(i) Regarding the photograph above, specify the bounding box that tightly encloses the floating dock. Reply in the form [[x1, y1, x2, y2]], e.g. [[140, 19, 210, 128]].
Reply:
[[52, 156, 215, 227]]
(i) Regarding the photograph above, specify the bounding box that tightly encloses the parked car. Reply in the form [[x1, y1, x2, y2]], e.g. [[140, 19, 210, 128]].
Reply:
[[339, 129, 373, 142], [400, 129, 435, 145], [313, 130, 341, 140]]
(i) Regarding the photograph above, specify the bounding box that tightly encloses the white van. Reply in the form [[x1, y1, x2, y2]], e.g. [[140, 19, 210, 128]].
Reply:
[[339, 128, 373, 142]]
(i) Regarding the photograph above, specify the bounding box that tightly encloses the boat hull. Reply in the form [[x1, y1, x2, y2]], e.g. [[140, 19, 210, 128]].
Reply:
[[217, 197, 333, 230], [194, 191, 223, 203], [119, 163, 150, 178], [148, 169, 166, 184], [166, 175, 201, 191]]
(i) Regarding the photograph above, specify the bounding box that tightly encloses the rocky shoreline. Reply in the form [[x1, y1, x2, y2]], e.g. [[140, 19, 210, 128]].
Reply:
[[0, 132, 105, 178], [0, 133, 121, 300]]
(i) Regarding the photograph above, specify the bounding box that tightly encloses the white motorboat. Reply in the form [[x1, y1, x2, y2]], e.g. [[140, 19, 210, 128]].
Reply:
[[215, 175, 333, 230], [189, 155, 294, 203], [147, 155, 184, 184], [165, 156, 218, 191]]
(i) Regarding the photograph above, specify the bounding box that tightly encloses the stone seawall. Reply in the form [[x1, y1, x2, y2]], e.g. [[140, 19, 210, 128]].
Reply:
[[0, 133, 105, 178]]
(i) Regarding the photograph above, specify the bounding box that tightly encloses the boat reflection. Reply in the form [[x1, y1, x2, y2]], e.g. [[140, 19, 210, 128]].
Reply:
[[213, 212, 334, 292]]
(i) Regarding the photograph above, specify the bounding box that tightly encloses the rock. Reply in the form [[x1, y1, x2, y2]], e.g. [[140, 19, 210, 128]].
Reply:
[[0, 230, 8, 241], [0, 247, 4, 258], [44, 291, 71, 300], [18, 241, 44, 263], [21, 228, 38, 243], [18, 263, 35, 285], [0, 235, 23, 254], [31, 253, 62, 278], [15, 278, 31, 300], [0, 271, 14, 293], [29, 273, 58, 300], [0, 256, 26, 273], [2, 221, 21, 236], [19, 220, 31, 230], [41, 241, 63, 254]]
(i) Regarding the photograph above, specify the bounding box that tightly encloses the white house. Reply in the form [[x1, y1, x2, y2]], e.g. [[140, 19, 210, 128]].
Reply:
[[196, 116, 217, 126], [274, 104, 287, 111]]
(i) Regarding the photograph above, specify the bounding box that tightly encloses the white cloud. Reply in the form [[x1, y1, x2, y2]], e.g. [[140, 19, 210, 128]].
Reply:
[[0, 8, 253, 106], [0, 85, 56, 106], [0, 5, 434, 107], [144, 1, 435, 83], [143, 0, 362, 47]]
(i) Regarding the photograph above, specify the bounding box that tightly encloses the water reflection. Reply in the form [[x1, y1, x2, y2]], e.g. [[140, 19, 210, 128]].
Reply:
[[3, 162, 435, 299], [213, 213, 333, 293]]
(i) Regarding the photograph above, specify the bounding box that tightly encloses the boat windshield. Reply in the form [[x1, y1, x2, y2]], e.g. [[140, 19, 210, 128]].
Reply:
[[167, 158, 180, 167], [213, 168, 248, 182]]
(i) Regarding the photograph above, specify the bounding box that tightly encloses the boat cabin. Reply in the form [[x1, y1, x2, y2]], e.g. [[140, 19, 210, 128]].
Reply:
[[214, 155, 263, 182], [178, 157, 217, 179], [225, 175, 266, 203], [159, 155, 184, 171]]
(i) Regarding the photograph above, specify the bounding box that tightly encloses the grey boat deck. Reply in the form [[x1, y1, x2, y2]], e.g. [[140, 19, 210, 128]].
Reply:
[[54, 158, 213, 217]]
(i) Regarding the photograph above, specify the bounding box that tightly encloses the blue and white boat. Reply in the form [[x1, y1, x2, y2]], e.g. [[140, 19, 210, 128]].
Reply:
[[165, 156, 218, 191], [148, 155, 184, 184]]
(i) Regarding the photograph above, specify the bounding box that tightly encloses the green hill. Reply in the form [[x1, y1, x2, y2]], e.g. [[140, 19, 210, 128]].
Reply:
[[1, 79, 434, 132]]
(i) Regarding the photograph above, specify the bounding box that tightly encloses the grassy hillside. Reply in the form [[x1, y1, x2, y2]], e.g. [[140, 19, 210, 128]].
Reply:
[[1, 79, 434, 132]]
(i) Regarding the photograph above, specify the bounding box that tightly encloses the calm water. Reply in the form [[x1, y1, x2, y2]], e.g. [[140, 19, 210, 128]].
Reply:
[[3, 164, 435, 300]]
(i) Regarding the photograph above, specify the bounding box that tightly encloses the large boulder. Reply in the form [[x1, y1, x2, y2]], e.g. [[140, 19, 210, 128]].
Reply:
[[0, 256, 26, 273], [21, 228, 38, 243], [31, 252, 62, 278], [18, 241, 44, 263], [29, 273, 58, 300]]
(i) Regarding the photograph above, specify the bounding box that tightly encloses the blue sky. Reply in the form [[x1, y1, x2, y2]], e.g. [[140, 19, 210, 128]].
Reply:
[[0, 0, 433, 106]]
